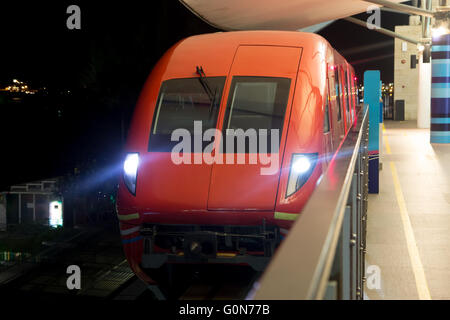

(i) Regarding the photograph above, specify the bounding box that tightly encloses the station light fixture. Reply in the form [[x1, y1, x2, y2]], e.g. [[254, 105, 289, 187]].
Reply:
[[432, 26, 447, 38]]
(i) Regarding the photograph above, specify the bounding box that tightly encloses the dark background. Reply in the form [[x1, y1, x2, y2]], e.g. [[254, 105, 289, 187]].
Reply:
[[0, 0, 409, 190]]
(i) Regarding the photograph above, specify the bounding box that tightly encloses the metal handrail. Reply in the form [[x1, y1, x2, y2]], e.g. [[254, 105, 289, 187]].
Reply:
[[250, 107, 369, 300]]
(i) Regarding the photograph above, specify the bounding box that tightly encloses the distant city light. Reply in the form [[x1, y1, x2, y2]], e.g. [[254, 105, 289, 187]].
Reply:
[[1, 79, 38, 94]]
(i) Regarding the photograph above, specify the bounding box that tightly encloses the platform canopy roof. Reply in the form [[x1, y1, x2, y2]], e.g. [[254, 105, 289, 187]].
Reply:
[[179, 0, 407, 31]]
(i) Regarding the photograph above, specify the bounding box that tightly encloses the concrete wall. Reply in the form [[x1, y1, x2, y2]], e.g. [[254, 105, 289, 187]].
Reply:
[[394, 24, 422, 120]]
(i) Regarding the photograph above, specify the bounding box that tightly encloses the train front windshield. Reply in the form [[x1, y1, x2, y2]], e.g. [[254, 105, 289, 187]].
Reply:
[[221, 76, 290, 153], [148, 75, 291, 154], [148, 76, 226, 152]]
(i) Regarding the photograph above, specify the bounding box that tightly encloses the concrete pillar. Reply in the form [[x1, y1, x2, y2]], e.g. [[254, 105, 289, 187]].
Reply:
[[431, 34, 450, 143], [394, 24, 421, 121], [364, 70, 381, 194], [418, 55, 432, 128]]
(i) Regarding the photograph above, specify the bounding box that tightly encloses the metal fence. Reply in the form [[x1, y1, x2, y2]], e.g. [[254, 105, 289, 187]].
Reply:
[[250, 108, 369, 300]]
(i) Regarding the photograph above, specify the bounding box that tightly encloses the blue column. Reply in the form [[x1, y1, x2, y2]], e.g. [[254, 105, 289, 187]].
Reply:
[[431, 34, 450, 144], [364, 71, 381, 194]]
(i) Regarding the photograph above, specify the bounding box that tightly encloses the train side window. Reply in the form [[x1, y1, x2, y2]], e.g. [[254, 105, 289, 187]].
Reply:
[[323, 95, 331, 133], [222, 76, 291, 153], [350, 73, 355, 121], [324, 77, 331, 133], [335, 68, 342, 121], [344, 70, 351, 116]]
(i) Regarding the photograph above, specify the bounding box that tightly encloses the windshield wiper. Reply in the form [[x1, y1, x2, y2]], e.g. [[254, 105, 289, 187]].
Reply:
[[196, 66, 215, 103]]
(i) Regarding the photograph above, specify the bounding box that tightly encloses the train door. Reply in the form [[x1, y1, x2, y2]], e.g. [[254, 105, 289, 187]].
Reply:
[[207, 45, 302, 210]]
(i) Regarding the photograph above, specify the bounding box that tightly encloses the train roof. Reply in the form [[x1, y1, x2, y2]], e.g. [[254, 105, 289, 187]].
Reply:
[[156, 31, 350, 80], [177, 31, 335, 53]]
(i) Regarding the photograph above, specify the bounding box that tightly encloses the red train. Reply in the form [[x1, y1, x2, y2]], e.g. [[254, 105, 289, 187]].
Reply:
[[116, 31, 357, 281]]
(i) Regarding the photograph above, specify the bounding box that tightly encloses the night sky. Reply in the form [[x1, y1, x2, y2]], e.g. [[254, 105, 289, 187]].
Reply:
[[0, 0, 409, 189]]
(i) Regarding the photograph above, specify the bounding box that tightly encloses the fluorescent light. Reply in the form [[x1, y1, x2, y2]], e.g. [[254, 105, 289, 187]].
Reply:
[[432, 26, 448, 39]]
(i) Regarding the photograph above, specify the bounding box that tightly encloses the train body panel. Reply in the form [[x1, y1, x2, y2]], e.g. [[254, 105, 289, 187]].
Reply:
[[207, 45, 302, 211], [116, 31, 357, 279]]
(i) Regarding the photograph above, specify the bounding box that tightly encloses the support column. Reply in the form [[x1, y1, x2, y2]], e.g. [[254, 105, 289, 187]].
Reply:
[[418, 55, 431, 128], [363, 70, 381, 194], [431, 34, 450, 143], [418, 0, 431, 129]]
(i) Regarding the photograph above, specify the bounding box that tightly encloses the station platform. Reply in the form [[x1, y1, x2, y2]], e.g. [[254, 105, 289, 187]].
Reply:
[[365, 120, 450, 300]]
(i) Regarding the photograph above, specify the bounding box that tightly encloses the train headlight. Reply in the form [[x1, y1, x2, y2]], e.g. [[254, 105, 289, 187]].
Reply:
[[123, 153, 139, 196], [292, 156, 311, 174], [286, 153, 318, 197]]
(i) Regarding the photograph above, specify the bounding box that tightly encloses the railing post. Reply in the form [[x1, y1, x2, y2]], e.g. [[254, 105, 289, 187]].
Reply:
[[358, 147, 364, 299], [362, 124, 369, 297], [337, 111, 370, 301], [324, 281, 338, 300], [349, 174, 358, 299], [340, 205, 351, 300]]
